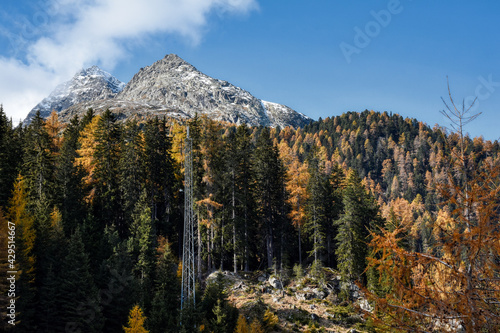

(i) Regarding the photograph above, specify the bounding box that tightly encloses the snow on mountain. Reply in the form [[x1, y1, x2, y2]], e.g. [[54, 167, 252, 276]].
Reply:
[[24, 66, 125, 124], [25, 55, 312, 128], [261, 100, 311, 130], [114, 54, 311, 127]]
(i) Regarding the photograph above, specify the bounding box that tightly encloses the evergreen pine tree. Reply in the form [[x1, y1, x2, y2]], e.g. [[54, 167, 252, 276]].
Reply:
[[128, 190, 156, 310], [59, 227, 103, 332], [335, 170, 382, 293], [304, 153, 331, 263], [235, 125, 257, 271], [38, 263, 61, 331], [210, 299, 228, 333], [326, 164, 344, 268], [143, 117, 176, 236], [253, 127, 288, 268], [99, 227, 137, 332], [222, 125, 256, 272], [0, 105, 22, 208], [93, 109, 123, 233], [22, 110, 55, 207], [37, 206, 67, 331], [80, 108, 95, 129], [149, 237, 180, 333], [120, 120, 145, 232], [201, 272, 238, 332], [54, 115, 86, 236]]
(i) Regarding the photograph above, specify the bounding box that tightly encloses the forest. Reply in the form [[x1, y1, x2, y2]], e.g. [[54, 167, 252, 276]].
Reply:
[[0, 104, 499, 332]]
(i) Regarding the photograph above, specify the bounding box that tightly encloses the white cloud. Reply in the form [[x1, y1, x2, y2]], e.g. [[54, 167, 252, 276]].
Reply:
[[0, 0, 257, 122]]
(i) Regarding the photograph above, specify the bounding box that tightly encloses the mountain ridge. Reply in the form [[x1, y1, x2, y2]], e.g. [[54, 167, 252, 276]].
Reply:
[[24, 66, 126, 124], [25, 54, 312, 128]]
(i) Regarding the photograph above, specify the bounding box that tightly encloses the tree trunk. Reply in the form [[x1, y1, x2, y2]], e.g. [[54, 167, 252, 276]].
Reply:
[[232, 174, 237, 273], [267, 219, 273, 269], [298, 225, 302, 266], [244, 205, 249, 272], [197, 213, 202, 280], [220, 218, 224, 271]]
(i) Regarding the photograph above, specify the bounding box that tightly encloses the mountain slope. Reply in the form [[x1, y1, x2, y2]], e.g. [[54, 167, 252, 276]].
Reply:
[[116, 54, 310, 127], [26, 54, 311, 128], [24, 66, 125, 124]]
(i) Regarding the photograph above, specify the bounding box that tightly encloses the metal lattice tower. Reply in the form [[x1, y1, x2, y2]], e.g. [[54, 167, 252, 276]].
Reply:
[[181, 126, 196, 311]]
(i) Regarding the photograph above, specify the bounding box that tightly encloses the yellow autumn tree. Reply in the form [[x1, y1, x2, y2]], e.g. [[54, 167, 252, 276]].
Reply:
[[44, 110, 65, 152], [123, 305, 149, 333], [249, 319, 264, 333], [278, 137, 312, 264], [75, 115, 100, 196], [263, 308, 279, 330], [170, 119, 186, 166], [234, 314, 249, 333], [365, 84, 500, 332], [8, 175, 36, 278], [7, 175, 37, 328]]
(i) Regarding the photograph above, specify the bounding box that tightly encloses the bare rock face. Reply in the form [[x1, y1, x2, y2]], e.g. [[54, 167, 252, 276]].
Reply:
[[24, 54, 312, 128], [117, 54, 310, 127], [261, 100, 311, 129], [24, 66, 125, 124]]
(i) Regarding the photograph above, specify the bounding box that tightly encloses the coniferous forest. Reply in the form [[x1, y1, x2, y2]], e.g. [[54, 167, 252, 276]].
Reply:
[[1, 105, 499, 332]]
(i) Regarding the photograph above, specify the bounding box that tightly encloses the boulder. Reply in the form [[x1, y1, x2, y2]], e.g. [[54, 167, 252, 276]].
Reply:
[[357, 298, 373, 312], [295, 292, 315, 301], [268, 276, 282, 289], [311, 288, 328, 299]]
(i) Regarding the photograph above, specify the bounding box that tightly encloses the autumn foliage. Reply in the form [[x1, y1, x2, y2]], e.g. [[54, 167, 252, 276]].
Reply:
[[123, 305, 149, 333], [1, 102, 499, 331], [365, 96, 500, 332]]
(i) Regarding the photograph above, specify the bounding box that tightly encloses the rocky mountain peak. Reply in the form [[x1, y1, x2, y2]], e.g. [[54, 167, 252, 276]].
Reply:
[[24, 65, 125, 124], [116, 55, 310, 127], [162, 53, 196, 70], [25, 55, 311, 128], [77, 65, 103, 76]]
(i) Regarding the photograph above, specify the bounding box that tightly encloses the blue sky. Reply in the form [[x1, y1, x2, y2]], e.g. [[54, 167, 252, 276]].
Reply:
[[1, 0, 499, 140]]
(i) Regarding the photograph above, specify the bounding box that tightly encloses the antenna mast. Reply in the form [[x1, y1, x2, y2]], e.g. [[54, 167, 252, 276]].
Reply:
[[181, 125, 196, 311]]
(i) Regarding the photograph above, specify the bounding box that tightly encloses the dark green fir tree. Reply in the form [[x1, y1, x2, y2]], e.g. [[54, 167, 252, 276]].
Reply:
[[58, 227, 104, 332]]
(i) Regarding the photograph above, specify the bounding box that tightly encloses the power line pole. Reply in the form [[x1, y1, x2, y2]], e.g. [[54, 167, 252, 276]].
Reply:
[[181, 125, 196, 311]]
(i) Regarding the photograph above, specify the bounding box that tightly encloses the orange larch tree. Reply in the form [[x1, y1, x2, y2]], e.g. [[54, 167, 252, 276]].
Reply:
[[365, 83, 500, 332]]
